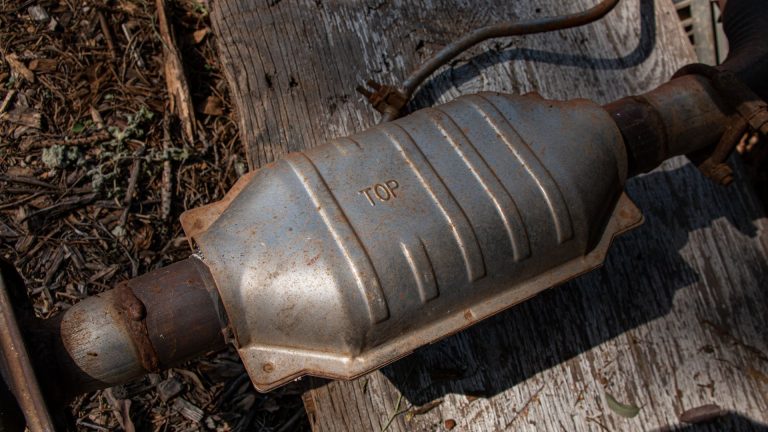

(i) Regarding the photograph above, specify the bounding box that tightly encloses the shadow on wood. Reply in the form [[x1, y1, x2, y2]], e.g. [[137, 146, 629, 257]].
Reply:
[[651, 412, 768, 431], [409, 0, 657, 113], [364, 160, 766, 405]]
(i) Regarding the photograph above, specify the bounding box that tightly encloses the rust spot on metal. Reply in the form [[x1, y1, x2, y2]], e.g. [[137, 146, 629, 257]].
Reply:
[[306, 253, 321, 266], [115, 282, 159, 372]]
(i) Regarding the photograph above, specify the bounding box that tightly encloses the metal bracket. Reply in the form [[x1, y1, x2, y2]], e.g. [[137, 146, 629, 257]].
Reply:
[[674, 63, 768, 185]]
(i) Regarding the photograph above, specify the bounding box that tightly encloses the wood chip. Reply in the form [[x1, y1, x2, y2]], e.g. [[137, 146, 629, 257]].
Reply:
[[2, 107, 42, 129], [87, 264, 119, 283], [28, 58, 58, 73], [47, 17, 59, 32], [172, 398, 204, 423], [196, 95, 223, 116], [157, 377, 184, 402], [43, 247, 66, 286], [90, 106, 105, 129], [6, 53, 35, 83], [105, 388, 136, 432], [192, 27, 210, 44]]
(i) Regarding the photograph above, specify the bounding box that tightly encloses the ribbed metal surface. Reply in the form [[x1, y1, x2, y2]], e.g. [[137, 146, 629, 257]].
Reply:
[[182, 91, 638, 391]]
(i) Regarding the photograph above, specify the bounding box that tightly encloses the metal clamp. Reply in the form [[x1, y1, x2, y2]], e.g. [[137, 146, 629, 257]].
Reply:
[[673, 63, 768, 185]]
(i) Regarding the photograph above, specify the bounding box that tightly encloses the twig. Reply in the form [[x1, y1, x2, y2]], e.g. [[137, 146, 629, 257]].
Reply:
[[161, 114, 172, 220], [98, 11, 118, 59], [504, 384, 546, 429], [0, 191, 45, 211], [380, 393, 408, 432], [42, 246, 66, 287], [155, 0, 196, 143], [21, 193, 98, 223], [0, 174, 60, 190], [701, 319, 768, 362], [119, 147, 145, 227], [121, 22, 146, 69], [95, 220, 139, 277], [0, 89, 16, 113], [21, 130, 112, 150], [75, 420, 110, 432], [585, 416, 611, 432]]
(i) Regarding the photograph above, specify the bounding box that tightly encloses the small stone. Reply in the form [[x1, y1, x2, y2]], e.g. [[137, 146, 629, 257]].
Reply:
[[444, 419, 457, 430], [27, 5, 49, 22]]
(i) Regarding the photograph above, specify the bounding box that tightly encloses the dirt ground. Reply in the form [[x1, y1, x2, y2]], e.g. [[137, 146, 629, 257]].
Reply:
[[0, 0, 309, 430]]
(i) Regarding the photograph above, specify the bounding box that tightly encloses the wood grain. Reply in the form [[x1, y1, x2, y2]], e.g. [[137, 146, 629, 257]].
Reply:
[[210, 0, 768, 430]]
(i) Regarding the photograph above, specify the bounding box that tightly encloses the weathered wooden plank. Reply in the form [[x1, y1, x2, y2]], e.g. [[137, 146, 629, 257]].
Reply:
[[210, 0, 768, 430], [213, 0, 674, 168]]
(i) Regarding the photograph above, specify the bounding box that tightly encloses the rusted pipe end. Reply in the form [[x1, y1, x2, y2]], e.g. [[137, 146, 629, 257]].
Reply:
[[30, 258, 227, 401], [605, 75, 731, 177]]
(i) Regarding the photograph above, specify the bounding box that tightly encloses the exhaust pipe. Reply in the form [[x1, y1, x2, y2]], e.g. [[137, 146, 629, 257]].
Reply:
[[1, 0, 765, 429]]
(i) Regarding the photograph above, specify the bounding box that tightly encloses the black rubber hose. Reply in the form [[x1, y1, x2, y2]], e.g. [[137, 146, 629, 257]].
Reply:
[[718, 0, 768, 101]]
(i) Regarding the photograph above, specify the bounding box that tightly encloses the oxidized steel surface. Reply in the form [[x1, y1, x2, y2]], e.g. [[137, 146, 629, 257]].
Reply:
[[182, 92, 642, 391], [605, 75, 731, 176], [44, 257, 225, 398], [115, 282, 160, 373]]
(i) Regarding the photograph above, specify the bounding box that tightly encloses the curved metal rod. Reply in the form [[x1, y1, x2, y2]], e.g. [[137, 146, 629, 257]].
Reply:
[[402, 0, 620, 94], [358, 0, 620, 121]]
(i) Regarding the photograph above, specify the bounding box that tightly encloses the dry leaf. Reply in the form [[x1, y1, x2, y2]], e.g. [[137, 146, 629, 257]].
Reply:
[[605, 392, 640, 418], [192, 27, 210, 44]]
